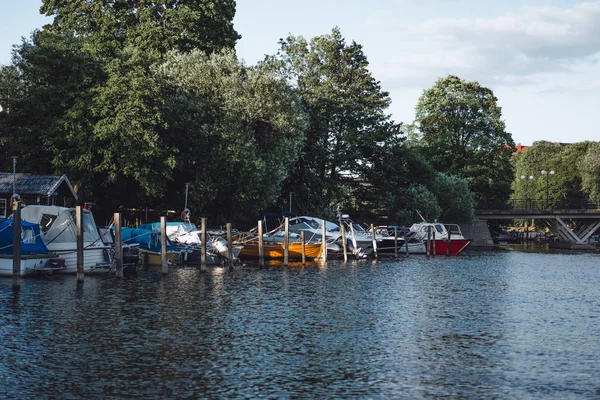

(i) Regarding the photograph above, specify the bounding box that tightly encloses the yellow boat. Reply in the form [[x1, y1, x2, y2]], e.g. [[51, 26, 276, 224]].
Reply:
[[139, 249, 182, 266], [238, 241, 323, 260]]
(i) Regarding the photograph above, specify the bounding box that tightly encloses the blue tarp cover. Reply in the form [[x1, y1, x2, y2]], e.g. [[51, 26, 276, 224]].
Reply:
[[120, 227, 177, 253], [0, 219, 50, 254]]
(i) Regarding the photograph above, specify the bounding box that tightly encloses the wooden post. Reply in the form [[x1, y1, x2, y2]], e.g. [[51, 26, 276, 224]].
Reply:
[[160, 216, 167, 275], [283, 217, 289, 266], [426, 226, 431, 257], [394, 227, 398, 258], [403, 226, 409, 256], [525, 222, 529, 245], [76, 205, 84, 282], [370, 224, 378, 259], [446, 226, 451, 256], [12, 203, 21, 289], [200, 217, 207, 270], [432, 228, 436, 256], [226, 223, 233, 266], [258, 220, 264, 267], [341, 224, 348, 262], [114, 212, 123, 278], [301, 231, 306, 265], [321, 221, 328, 260]]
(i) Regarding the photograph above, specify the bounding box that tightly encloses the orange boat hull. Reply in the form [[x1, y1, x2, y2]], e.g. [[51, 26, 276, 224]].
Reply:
[[238, 242, 323, 260]]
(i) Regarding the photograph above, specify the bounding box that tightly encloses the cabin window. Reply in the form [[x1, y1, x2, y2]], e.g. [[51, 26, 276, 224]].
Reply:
[[0, 199, 6, 218], [40, 214, 57, 234], [435, 224, 444, 234], [21, 228, 36, 244]]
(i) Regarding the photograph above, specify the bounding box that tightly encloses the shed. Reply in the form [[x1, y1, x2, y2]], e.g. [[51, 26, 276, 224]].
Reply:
[[0, 173, 78, 217]]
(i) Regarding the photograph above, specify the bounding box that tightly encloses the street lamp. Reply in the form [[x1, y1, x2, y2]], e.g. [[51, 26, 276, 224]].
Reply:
[[541, 169, 555, 209], [520, 174, 533, 209]]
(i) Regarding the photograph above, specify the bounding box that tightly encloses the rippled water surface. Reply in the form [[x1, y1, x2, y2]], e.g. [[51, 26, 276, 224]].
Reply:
[[2, 250, 600, 399]]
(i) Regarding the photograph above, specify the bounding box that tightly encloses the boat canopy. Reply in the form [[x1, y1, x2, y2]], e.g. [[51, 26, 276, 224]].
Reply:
[[0, 219, 49, 254], [20, 205, 102, 244]]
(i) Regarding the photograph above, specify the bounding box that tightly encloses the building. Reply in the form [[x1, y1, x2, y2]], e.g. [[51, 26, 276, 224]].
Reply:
[[0, 173, 78, 218]]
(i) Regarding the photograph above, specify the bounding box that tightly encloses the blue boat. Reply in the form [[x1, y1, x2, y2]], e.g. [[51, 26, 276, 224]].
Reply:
[[0, 219, 63, 277]]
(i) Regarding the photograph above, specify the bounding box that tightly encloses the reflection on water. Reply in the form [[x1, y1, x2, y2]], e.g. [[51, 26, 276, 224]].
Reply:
[[1, 252, 600, 398]]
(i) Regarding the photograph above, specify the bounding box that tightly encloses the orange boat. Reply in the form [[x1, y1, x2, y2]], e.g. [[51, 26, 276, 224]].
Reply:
[[238, 241, 323, 260]]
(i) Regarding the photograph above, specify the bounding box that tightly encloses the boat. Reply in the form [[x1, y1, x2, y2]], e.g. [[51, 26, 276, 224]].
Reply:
[[408, 221, 471, 255], [137, 221, 241, 265], [236, 232, 323, 260], [120, 227, 181, 266], [373, 226, 427, 255], [19, 205, 113, 274], [0, 218, 64, 277]]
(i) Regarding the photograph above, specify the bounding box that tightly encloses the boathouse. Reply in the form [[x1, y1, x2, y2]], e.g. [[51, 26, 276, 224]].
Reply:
[[0, 173, 78, 218]]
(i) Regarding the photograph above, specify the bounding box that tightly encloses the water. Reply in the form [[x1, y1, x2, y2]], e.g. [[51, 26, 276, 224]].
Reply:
[[2, 250, 600, 399]]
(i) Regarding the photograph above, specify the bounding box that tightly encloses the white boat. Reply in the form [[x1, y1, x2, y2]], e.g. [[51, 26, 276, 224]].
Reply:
[[0, 218, 64, 277], [19, 205, 113, 274]]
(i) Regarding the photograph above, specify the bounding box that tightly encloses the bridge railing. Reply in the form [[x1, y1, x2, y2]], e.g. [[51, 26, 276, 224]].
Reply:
[[478, 199, 600, 211]]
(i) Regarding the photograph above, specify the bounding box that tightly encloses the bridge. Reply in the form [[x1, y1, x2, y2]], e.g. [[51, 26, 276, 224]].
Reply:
[[476, 200, 600, 245]]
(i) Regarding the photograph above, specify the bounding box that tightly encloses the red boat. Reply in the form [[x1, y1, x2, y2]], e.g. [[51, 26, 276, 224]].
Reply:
[[409, 221, 472, 255]]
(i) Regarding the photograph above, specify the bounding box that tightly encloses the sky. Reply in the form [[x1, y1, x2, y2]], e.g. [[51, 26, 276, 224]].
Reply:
[[1, 0, 599, 146]]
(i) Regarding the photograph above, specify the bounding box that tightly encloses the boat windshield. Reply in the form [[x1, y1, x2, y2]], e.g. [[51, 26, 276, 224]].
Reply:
[[434, 224, 444, 234]]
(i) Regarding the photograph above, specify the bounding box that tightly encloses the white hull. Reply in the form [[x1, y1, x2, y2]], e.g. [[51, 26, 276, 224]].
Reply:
[[45, 242, 112, 275], [0, 254, 61, 277]]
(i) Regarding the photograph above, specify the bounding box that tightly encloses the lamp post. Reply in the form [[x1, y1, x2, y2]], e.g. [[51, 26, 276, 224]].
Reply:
[[520, 174, 533, 209], [541, 169, 555, 209]]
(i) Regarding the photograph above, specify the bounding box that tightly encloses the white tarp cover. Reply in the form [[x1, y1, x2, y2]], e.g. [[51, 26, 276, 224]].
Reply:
[[20, 205, 101, 244]]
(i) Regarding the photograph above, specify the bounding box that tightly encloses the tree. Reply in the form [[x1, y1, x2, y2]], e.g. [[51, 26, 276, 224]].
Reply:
[[264, 27, 403, 217], [4, 0, 241, 218], [40, 0, 240, 57], [430, 172, 475, 222], [155, 50, 308, 222], [415, 75, 515, 207], [580, 143, 600, 203], [511, 141, 593, 208]]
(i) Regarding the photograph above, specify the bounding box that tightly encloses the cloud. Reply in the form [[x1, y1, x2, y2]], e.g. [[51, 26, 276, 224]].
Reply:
[[367, 2, 600, 90]]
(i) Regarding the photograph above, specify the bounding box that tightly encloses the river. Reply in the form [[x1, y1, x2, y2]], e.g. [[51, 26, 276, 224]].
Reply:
[[1, 249, 600, 399]]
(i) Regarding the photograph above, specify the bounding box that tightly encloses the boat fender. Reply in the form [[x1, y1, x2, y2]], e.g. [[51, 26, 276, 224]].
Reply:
[[181, 208, 190, 222]]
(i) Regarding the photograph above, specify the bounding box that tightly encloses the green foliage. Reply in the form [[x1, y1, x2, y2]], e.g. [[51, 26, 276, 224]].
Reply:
[[431, 172, 475, 222], [511, 141, 596, 208], [579, 143, 600, 202], [40, 0, 240, 57], [264, 27, 404, 216], [156, 50, 308, 222], [415, 75, 515, 206]]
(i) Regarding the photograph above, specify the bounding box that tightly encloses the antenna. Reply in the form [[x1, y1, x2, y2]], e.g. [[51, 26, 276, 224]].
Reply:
[[415, 209, 426, 222]]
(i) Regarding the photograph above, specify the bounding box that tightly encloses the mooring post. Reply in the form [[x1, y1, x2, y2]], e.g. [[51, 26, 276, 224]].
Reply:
[[114, 212, 123, 277], [341, 224, 348, 263], [258, 220, 264, 267], [403, 226, 409, 256], [226, 223, 233, 266], [76, 205, 84, 282], [301, 231, 306, 265], [394, 227, 398, 258], [370, 224, 378, 259], [432, 228, 436, 256], [12, 203, 21, 289], [321, 222, 328, 261], [446, 226, 451, 256], [283, 217, 289, 266], [426, 226, 431, 257], [160, 216, 167, 275], [200, 217, 207, 271]]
